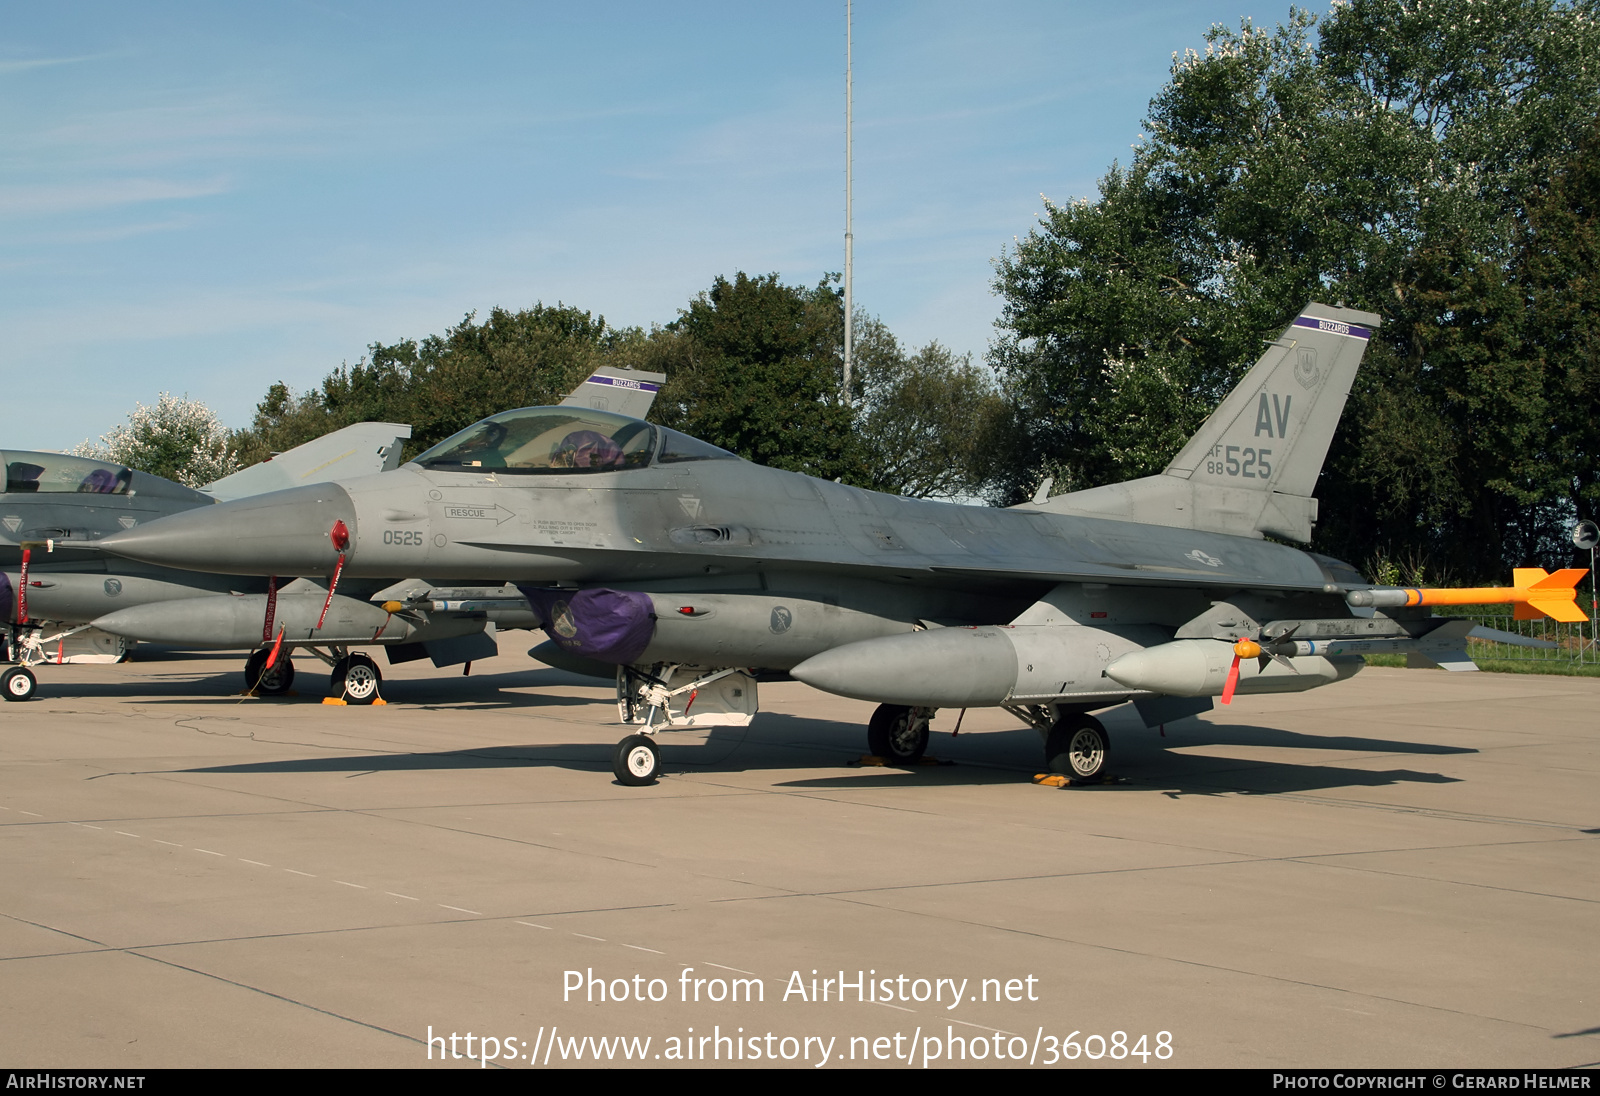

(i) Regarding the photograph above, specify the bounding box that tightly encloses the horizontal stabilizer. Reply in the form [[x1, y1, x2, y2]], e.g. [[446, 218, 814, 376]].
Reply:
[[1467, 624, 1559, 650], [1407, 650, 1478, 671]]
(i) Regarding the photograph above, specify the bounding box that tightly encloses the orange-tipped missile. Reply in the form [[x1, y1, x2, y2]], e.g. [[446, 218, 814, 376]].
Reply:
[[1345, 568, 1590, 623]]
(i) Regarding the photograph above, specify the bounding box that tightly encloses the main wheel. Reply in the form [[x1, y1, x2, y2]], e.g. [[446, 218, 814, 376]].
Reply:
[[2, 666, 36, 701], [613, 734, 660, 786], [330, 653, 382, 704], [867, 703, 930, 764], [245, 650, 294, 695], [1045, 713, 1110, 781]]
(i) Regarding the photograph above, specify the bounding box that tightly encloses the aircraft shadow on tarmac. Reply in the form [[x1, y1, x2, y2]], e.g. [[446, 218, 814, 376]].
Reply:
[[39, 663, 610, 708], [177, 708, 1471, 797]]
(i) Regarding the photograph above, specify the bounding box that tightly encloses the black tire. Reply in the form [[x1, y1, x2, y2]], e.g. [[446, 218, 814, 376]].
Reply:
[[2, 666, 36, 702], [330, 653, 382, 705], [245, 650, 294, 696], [1045, 713, 1110, 781], [613, 734, 660, 786], [867, 703, 930, 764]]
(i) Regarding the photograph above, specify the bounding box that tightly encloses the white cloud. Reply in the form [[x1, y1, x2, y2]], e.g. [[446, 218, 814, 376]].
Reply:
[[0, 176, 230, 217], [0, 53, 103, 74]]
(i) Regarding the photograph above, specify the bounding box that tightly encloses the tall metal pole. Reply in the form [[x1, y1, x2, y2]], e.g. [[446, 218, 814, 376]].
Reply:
[[1574, 520, 1600, 664], [843, 0, 854, 407]]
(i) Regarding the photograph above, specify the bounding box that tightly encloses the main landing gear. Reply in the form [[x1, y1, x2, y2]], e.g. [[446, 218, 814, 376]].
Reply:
[[244, 649, 295, 695], [329, 653, 383, 705], [855, 702, 1114, 783], [866, 703, 932, 764], [243, 647, 384, 704], [1044, 712, 1111, 781]]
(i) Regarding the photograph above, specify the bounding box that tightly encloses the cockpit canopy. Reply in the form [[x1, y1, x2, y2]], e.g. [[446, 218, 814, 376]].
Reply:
[[3, 452, 133, 495], [0, 451, 214, 504], [410, 407, 737, 475]]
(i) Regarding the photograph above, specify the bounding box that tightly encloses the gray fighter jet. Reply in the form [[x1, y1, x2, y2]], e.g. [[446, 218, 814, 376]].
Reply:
[[3, 366, 666, 703], [97, 304, 1534, 785], [0, 422, 411, 698]]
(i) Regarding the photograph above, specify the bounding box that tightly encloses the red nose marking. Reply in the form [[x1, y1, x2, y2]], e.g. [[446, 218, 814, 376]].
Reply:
[[331, 520, 350, 552]]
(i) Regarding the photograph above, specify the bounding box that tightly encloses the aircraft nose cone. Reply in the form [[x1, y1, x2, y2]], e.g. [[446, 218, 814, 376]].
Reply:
[[97, 483, 358, 576]]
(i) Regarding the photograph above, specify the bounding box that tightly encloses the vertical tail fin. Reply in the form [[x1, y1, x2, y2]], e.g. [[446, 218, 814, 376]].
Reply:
[[1030, 302, 1382, 543], [559, 366, 666, 420], [202, 422, 412, 501]]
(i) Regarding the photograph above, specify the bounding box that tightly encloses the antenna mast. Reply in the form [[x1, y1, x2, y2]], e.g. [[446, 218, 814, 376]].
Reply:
[[843, 0, 854, 407]]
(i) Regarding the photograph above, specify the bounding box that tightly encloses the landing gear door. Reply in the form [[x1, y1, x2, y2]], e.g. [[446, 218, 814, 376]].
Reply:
[[617, 664, 759, 728]]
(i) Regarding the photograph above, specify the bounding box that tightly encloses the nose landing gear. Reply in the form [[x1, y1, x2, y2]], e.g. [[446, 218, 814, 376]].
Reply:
[[2, 665, 36, 701], [613, 734, 660, 786]]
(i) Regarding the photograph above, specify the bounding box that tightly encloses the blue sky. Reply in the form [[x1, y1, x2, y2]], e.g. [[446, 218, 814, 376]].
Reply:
[[2, 1, 1297, 451]]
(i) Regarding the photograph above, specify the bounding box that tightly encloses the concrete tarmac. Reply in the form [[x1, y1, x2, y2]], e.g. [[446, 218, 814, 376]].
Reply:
[[1, 648, 1597, 1069]]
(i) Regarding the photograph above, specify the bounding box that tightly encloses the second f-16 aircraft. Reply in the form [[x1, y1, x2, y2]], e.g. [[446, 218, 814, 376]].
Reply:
[[0, 421, 417, 700], [93, 304, 1587, 785], [3, 366, 663, 702]]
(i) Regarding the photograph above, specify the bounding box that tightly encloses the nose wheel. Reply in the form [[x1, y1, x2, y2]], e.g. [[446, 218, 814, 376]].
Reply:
[[2, 666, 36, 701], [613, 734, 660, 786]]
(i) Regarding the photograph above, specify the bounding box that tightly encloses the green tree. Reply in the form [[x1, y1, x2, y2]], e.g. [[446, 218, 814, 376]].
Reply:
[[851, 315, 1006, 498], [231, 303, 620, 461], [991, 0, 1600, 578], [231, 276, 1016, 500], [75, 393, 243, 487], [653, 272, 862, 481], [1517, 122, 1600, 549], [229, 382, 336, 467]]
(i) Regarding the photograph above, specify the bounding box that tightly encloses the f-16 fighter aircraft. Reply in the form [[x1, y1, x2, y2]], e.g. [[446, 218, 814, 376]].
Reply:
[[94, 304, 1587, 785]]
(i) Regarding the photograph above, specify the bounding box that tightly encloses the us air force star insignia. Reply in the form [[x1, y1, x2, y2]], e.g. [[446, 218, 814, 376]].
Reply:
[[1186, 549, 1223, 568]]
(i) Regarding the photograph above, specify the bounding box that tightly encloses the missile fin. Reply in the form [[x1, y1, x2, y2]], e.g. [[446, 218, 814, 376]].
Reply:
[[1527, 597, 1588, 623], [1512, 567, 1549, 589], [1521, 567, 1588, 622]]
